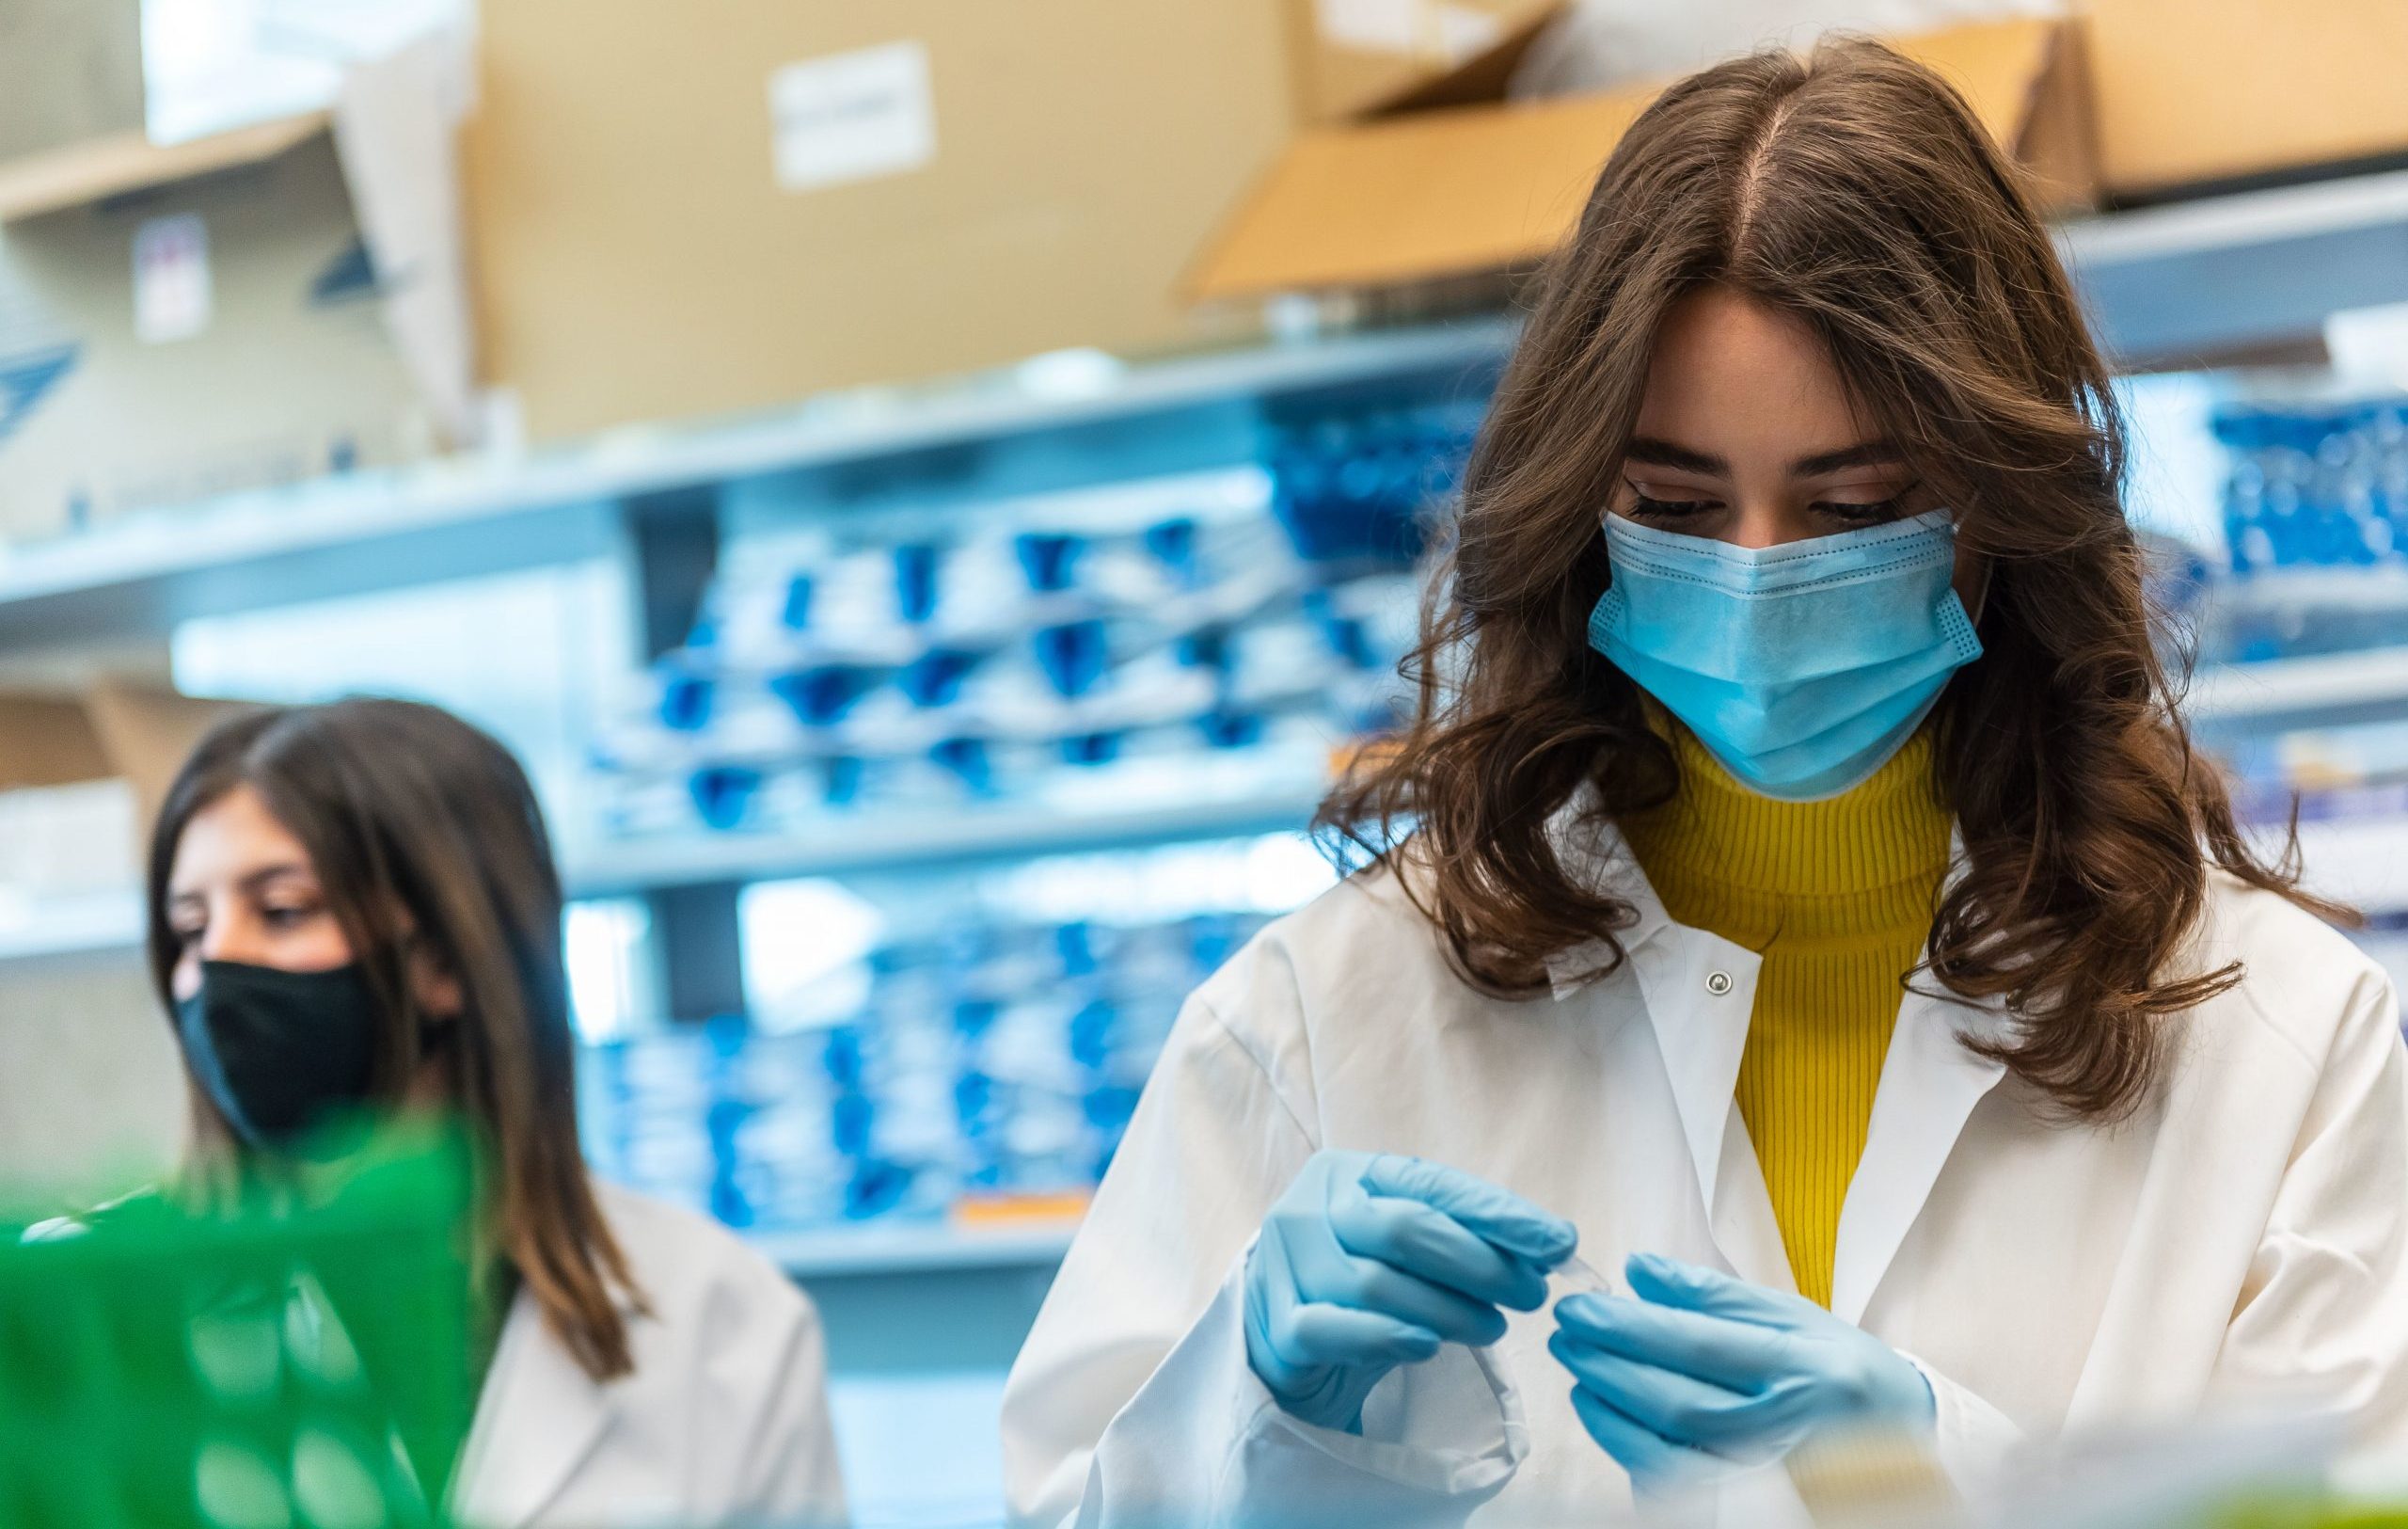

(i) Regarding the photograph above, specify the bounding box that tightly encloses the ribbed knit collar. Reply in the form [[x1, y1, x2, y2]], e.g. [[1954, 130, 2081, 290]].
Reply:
[[1619, 708, 1955, 949]]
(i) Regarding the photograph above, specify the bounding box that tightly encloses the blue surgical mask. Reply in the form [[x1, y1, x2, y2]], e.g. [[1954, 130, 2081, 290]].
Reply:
[[1586, 508, 1982, 801]]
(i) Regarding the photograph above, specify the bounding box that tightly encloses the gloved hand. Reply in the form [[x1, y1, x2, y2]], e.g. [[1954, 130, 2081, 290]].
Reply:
[[1549, 1252, 1936, 1488], [1244, 1151, 1576, 1433]]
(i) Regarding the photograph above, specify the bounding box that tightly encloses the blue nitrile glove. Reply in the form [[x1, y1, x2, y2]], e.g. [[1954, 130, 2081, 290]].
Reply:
[[1244, 1151, 1577, 1434], [1549, 1253, 1936, 1487]]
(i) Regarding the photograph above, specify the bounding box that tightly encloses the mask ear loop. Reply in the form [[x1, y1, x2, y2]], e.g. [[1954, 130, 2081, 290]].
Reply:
[[1947, 509, 1992, 628]]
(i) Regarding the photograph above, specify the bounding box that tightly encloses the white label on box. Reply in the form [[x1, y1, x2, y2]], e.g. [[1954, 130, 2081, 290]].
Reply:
[[1314, 0, 1502, 62], [768, 40, 937, 193], [1316, 0, 1421, 53], [1433, 3, 1506, 61], [133, 215, 213, 343]]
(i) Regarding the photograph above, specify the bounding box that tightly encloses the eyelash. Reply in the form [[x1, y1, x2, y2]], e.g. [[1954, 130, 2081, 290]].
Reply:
[[170, 904, 320, 945], [1624, 483, 1918, 525]]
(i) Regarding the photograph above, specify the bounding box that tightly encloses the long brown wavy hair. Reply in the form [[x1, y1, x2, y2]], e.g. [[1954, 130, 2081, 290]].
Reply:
[[1320, 36, 2340, 1120], [150, 698, 645, 1379]]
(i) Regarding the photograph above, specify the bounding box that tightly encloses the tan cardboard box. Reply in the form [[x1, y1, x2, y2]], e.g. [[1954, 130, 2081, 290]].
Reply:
[[0, 682, 255, 890], [464, 0, 1302, 445], [0, 131, 430, 542], [1190, 15, 2098, 302], [0, 0, 144, 160], [1288, 0, 1565, 122], [2085, 0, 2408, 194]]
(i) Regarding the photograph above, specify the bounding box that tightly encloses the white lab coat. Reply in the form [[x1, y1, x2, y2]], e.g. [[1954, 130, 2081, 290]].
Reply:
[[999, 818, 2408, 1527], [453, 1182, 848, 1529]]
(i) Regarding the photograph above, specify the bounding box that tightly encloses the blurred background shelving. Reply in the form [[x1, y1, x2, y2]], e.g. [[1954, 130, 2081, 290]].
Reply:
[[9, 1, 2408, 1521], [15, 184, 2408, 1502]]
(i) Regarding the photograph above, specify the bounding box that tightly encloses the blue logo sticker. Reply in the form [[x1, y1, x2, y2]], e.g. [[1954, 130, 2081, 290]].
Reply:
[[0, 342, 80, 446]]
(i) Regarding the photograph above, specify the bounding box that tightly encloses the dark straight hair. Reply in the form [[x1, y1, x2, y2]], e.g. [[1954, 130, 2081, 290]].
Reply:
[[148, 697, 642, 1380], [1320, 36, 2340, 1121]]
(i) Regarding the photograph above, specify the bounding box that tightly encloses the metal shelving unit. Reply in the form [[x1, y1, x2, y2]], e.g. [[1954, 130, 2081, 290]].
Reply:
[[752, 1219, 1079, 1282], [2057, 165, 2408, 364], [0, 320, 1518, 652], [0, 164, 2404, 650], [563, 782, 1328, 898], [14, 170, 2408, 1280], [0, 890, 146, 964], [2188, 645, 2408, 739]]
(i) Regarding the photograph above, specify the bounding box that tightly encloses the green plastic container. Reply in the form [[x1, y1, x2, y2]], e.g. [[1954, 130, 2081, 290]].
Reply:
[[0, 1131, 483, 1529]]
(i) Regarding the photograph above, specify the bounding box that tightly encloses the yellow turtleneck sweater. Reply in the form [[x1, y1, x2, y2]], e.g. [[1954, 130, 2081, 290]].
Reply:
[[1619, 717, 1954, 1309]]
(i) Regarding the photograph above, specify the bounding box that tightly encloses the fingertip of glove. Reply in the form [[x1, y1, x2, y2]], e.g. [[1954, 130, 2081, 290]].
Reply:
[[1553, 1292, 1612, 1333]]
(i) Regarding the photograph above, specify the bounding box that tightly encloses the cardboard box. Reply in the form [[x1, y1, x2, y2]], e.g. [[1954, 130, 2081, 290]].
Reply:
[[0, 131, 431, 541], [0, 682, 255, 892], [1289, 0, 1564, 122], [2085, 0, 2408, 195], [1191, 15, 2098, 302], [464, 0, 1304, 445], [0, 0, 144, 161]]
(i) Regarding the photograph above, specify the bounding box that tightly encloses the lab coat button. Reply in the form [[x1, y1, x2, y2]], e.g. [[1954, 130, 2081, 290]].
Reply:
[[1705, 970, 1734, 996]]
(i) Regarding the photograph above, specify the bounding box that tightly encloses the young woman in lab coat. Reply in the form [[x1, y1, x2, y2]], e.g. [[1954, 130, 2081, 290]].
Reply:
[[1002, 37, 2408, 1525], [148, 698, 848, 1529]]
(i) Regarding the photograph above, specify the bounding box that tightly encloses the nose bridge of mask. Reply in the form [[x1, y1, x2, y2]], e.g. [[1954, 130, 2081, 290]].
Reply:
[[1600, 515, 1963, 686]]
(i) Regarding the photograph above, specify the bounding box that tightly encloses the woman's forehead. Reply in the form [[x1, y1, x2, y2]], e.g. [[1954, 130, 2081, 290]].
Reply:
[[168, 784, 316, 891], [1636, 288, 1884, 470]]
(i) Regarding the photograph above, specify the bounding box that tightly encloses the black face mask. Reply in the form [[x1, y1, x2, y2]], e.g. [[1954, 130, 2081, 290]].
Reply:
[[175, 960, 383, 1151]]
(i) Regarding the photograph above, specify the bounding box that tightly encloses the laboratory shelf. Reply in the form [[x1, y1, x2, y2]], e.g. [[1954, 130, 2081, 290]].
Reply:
[[2281, 811, 2408, 917], [2187, 647, 2408, 738], [2056, 165, 2408, 364], [0, 320, 1518, 652], [0, 786, 1333, 969], [752, 1219, 1079, 1281], [0, 163, 2405, 652], [560, 781, 1330, 897], [0, 890, 145, 964]]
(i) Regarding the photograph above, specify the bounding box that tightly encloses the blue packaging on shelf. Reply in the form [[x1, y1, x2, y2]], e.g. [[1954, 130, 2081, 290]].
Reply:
[[822, 1026, 868, 1090], [830, 1091, 875, 1157], [1016, 532, 1085, 594], [953, 997, 1002, 1038], [1143, 518, 1201, 588], [582, 900, 1297, 1236], [1082, 1083, 1142, 1137], [953, 1069, 994, 1126], [706, 1095, 755, 1230], [1054, 921, 1097, 979], [658, 670, 717, 733], [1034, 617, 1110, 697], [769, 664, 881, 727], [1174, 627, 1234, 674], [1199, 709, 1265, 750], [688, 765, 763, 830], [781, 575, 815, 632], [1060, 730, 1122, 766], [1267, 404, 1471, 568], [895, 544, 943, 625], [820, 755, 865, 807], [930, 737, 995, 794], [901, 646, 982, 708], [2211, 397, 2408, 578], [844, 1158, 914, 1220], [1068, 999, 1117, 1071]]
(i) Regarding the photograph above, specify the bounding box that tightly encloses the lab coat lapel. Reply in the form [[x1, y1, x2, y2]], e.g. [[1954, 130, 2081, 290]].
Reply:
[[1625, 925, 1758, 1225], [451, 1290, 617, 1529], [1546, 806, 1763, 1271], [1829, 980, 2013, 1327]]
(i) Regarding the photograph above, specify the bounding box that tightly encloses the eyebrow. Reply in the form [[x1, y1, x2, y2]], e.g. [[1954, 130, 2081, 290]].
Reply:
[[166, 862, 316, 907], [1624, 436, 1907, 478]]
